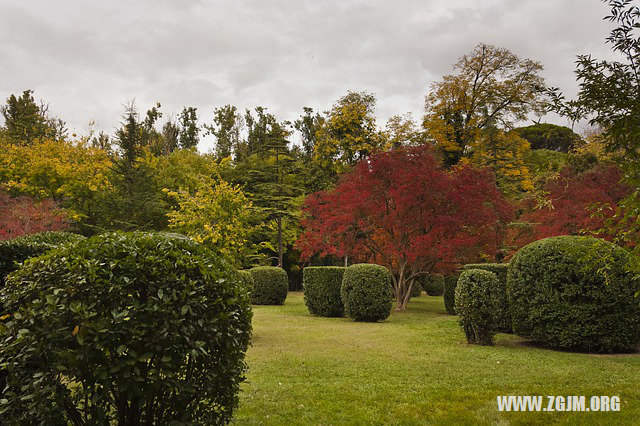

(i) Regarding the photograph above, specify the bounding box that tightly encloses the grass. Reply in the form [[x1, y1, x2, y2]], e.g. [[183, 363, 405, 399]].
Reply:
[[234, 292, 640, 425]]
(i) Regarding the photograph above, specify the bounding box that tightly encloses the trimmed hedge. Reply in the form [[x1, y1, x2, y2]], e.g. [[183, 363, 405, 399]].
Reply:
[[341, 264, 393, 322], [421, 274, 444, 296], [462, 263, 511, 332], [238, 270, 255, 294], [303, 266, 346, 317], [410, 281, 423, 298], [0, 231, 85, 284], [443, 274, 459, 315], [455, 269, 497, 345], [0, 231, 252, 424], [249, 266, 288, 305], [508, 236, 640, 353]]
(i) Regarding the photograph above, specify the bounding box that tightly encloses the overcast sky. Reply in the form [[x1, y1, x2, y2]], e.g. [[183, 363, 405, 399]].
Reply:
[[0, 0, 619, 151]]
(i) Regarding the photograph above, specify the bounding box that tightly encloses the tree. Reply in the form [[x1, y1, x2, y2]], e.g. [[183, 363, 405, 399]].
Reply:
[[382, 113, 427, 149], [165, 175, 256, 268], [297, 145, 512, 310], [0, 90, 66, 145], [547, 0, 640, 254], [178, 106, 199, 150], [466, 126, 534, 195], [293, 107, 324, 160], [314, 91, 384, 172], [0, 191, 68, 240], [423, 44, 547, 167], [513, 123, 581, 152], [206, 105, 243, 160]]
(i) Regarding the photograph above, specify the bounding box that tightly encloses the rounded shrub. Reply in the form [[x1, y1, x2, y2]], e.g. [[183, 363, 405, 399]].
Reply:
[[303, 266, 346, 317], [341, 264, 393, 322], [238, 270, 255, 294], [462, 263, 511, 332], [249, 266, 288, 305], [0, 232, 252, 424], [443, 274, 459, 315], [421, 274, 444, 296], [508, 236, 640, 353], [410, 281, 423, 298], [455, 269, 497, 345], [0, 231, 84, 284]]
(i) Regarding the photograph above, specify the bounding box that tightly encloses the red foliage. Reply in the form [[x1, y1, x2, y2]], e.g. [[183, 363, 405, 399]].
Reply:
[[0, 190, 69, 240], [296, 145, 513, 308], [509, 164, 630, 251]]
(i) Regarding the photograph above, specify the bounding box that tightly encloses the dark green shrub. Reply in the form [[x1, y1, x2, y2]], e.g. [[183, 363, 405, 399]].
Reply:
[[0, 231, 252, 424], [462, 263, 511, 332], [341, 264, 393, 322], [0, 231, 84, 284], [238, 270, 255, 294], [249, 266, 288, 305], [421, 274, 444, 296], [508, 236, 640, 353], [455, 269, 497, 345], [410, 281, 423, 298], [303, 266, 346, 317], [443, 274, 459, 315]]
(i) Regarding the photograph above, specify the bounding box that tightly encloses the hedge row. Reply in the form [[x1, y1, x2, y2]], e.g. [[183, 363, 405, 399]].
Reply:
[[303, 266, 345, 317], [462, 263, 511, 333], [249, 266, 288, 305], [341, 264, 393, 322], [443, 274, 459, 315], [421, 274, 444, 296]]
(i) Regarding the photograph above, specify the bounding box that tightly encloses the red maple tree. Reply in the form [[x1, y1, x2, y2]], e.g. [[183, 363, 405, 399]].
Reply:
[[0, 190, 69, 240], [509, 164, 630, 252], [297, 146, 513, 309]]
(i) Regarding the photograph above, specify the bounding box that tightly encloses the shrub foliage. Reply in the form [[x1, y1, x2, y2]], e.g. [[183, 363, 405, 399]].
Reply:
[[238, 270, 255, 294], [0, 231, 84, 284], [249, 266, 289, 305], [421, 274, 444, 296], [455, 269, 498, 345], [462, 263, 511, 332], [508, 236, 640, 353], [443, 274, 459, 315], [0, 232, 252, 424], [303, 266, 346, 317], [341, 264, 393, 322]]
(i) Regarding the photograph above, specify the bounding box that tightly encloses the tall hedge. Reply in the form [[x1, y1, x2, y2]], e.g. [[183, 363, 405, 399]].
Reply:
[[421, 274, 444, 296], [341, 264, 393, 322], [508, 236, 640, 353], [249, 266, 289, 305], [455, 269, 497, 345], [238, 270, 255, 294], [0, 231, 85, 284], [0, 232, 252, 424], [443, 274, 459, 315], [303, 266, 346, 317], [462, 263, 511, 332]]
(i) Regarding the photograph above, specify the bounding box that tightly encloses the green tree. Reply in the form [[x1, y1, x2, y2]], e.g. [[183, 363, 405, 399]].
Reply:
[[178, 106, 199, 149], [0, 90, 66, 145], [423, 44, 547, 167], [513, 123, 581, 152], [294, 106, 324, 160], [206, 105, 243, 160]]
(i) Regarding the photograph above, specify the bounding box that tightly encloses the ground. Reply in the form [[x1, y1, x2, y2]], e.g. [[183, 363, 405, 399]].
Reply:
[[234, 292, 640, 425]]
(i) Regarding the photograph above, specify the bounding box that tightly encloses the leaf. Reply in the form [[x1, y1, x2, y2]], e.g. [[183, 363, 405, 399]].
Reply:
[[0, 314, 10, 321], [72, 325, 80, 336]]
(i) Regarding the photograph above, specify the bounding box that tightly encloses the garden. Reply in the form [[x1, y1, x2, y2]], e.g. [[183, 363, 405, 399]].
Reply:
[[1, 1, 640, 424]]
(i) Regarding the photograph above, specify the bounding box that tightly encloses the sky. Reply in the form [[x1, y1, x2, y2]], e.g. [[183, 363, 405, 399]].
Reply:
[[0, 0, 620, 151]]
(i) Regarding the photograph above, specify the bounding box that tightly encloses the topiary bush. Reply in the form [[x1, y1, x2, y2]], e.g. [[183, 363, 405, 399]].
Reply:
[[455, 269, 497, 345], [0, 231, 84, 284], [0, 232, 252, 424], [303, 266, 346, 317], [238, 270, 255, 294], [421, 273, 444, 296], [462, 263, 511, 332], [341, 264, 393, 322], [508, 236, 640, 353], [410, 281, 423, 298], [249, 266, 289, 305], [443, 274, 459, 315]]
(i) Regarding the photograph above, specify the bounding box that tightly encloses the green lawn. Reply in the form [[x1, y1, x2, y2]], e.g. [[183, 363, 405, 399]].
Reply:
[[234, 292, 640, 425]]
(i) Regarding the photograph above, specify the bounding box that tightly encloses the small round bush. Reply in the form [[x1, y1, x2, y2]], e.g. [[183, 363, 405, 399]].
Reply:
[[249, 266, 288, 305], [238, 270, 255, 294], [463, 263, 511, 332], [443, 274, 459, 315], [341, 264, 393, 322], [303, 266, 346, 317], [0, 231, 84, 284], [455, 269, 497, 345], [0, 232, 252, 424], [421, 274, 444, 296], [410, 281, 423, 298], [508, 236, 640, 353]]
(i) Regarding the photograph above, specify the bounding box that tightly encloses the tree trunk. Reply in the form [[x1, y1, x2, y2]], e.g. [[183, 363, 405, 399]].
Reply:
[[277, 217, 283, 268], [344, 254, 348, 267]]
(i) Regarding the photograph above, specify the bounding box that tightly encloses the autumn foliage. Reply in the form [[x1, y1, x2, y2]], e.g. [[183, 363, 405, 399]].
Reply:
[[297, 145, 512, 309], [0, 191, 68, 240]]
